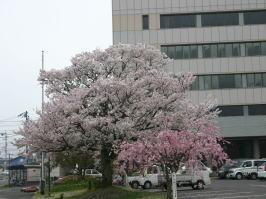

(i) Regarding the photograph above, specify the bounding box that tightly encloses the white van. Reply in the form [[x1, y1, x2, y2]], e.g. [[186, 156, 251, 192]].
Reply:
[[228, 159, 266, 180]]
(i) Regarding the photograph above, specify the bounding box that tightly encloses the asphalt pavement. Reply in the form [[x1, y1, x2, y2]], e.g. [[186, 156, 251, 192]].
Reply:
[[169, 179, 266, 199], [0, 187, 34, 199]]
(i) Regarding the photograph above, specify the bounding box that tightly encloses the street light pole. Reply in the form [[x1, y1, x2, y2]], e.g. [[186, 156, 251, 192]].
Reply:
[[40, 50, 45, 195]]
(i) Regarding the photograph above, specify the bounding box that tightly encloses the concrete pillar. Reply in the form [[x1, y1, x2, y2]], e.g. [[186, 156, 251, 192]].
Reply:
[[253, 139, 260, 159]]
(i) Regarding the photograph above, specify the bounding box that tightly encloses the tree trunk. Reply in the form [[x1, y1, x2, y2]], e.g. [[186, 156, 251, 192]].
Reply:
[[101, 144, 114, 188], [165, 170, 172, 199]]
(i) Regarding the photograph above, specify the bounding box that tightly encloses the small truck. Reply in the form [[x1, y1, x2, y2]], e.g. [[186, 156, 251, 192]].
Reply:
[[128, 162, 211, 190]]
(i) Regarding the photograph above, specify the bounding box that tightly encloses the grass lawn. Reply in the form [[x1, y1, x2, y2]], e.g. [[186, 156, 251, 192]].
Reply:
[[33, 176, 165, 199]]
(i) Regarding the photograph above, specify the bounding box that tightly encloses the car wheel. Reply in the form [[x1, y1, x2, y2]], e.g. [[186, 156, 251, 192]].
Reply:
[[250, 173, 257, 180], [131, 181, 139, 189], [197, 181, 204, 190], [143, 181, 152, 189], [235, 173, 243, 180], [225, 173, 230, 179], [192, 181, 204, 190]]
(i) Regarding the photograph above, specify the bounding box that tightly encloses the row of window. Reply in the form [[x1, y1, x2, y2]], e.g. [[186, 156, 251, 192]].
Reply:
[[218, 104, 266, 117], [191, 73, 266, 90], [159, 10, 266, 29], [161, 41, 266, 59]]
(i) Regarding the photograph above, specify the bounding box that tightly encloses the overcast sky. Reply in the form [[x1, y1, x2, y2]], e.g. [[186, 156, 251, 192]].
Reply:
[[0, 0, 112, 156]]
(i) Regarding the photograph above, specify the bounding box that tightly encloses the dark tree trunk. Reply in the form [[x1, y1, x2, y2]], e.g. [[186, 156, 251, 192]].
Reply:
[[165, 169, 172, 199], [101, 143, 114, 188]]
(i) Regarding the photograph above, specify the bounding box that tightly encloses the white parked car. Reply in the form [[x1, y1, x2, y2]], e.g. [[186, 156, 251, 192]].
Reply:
[[228, 159, 266, 180], [128, 162, 211, 190], [85, 169, 102, 178], [258, 162, 266, 180]]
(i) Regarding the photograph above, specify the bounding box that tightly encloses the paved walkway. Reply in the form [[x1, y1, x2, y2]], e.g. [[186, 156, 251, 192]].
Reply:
[[0, 187, 33, 199]]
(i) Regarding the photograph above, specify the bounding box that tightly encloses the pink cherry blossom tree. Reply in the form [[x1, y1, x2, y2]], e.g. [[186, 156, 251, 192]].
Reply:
[[16, 44, 227, 188], [118, 127, 228, 199]]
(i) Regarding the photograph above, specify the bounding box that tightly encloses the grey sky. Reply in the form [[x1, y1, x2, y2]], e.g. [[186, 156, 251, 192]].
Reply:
[[0, 0, 112, 156]]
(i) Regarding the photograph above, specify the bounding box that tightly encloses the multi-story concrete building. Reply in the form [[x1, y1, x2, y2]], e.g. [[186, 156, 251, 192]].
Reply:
[[112, 0, 266, 159]]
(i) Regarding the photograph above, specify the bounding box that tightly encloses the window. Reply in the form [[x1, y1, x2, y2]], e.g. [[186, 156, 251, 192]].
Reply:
[[202, 12, 239, 27], [218, 44, 225, 57], [176, 46, 183, 59], [161, 42, 265, 60], [232, 43, 241, 57], [161, 45, 198, 59], [243, 161, 252, 167], [244, 10, 266, 25], [218, 106, 244, 117], [254, 73, 262, 87], [142, 15, 149, 30], [199, 76, 205, 90], [203, 45, 211, 58], [191, 77, 199, 90], [261, 42, 266, 55], [235, 74, 242, 88], [160, 14, 196, 29], [219, 74, 235, 89], [204, 76, 212, 89], [211, 75, 219, 89], [263, 73, 266, 87], [245, 42, 261, 56], [248, 105, 266, 115], [190, 45, 198, 58], [247, 74, 255, 88]]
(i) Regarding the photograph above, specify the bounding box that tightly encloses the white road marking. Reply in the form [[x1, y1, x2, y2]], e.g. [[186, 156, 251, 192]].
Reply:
[[214, 193, 266, 199], [250, 184, 266, 188], [179, 190, 236, 195], [178, 192, 251, 198]]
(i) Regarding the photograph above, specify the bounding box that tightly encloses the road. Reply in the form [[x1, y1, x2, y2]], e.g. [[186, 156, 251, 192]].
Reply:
[[168, 179, 266, 199], [0, 187, 34, 199]]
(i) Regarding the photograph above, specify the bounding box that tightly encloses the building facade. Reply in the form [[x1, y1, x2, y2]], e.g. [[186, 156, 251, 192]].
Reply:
[[112, 0, 266, 159]]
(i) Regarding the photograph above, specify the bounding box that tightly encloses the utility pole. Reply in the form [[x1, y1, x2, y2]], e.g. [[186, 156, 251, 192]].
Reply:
[[8, 154, 11, 187], [40, 50, 45, 195], [18, 111, 29, 164], [0, 132, 8, 170], [4, 133, 7, 169]]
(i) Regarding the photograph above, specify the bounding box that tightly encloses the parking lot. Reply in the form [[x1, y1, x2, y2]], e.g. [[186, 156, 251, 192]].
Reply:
[[170, 179, 266, 199]]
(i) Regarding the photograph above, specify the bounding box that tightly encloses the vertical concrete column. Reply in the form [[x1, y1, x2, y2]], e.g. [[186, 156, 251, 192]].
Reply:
[[253, 139, 260, 159], [239, 13, 244, 26], [196, 15, 202, 27]]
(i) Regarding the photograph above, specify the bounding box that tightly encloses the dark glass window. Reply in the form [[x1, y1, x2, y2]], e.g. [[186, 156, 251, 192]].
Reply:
[[261, 42, 266, 56], [203, 45, 211, 58], [225, 43, 233, 57], [263, 73, 266, 87], [218, 106, 244, 117], [160, 14, 196, 29], [191, 77, 199, 90], [248, 105, 266, 115], [254, 73, 262, 87], [212, 75, 219, 89], [190, 45, 198, 58], [142, 15, 149, 30], [167, 46, 176, 59], [204, 76, 212, 89], [176, 46, 183, 59], [244, 10, 266, 25], [219, 74, 235, 89], [183, 46, 190, 59], [232, 43, 241, 57], [202, 12, 239, 27], [218, 44, 225, 57], [235, 74, 242, 88], [199, 76, 205, 90], [246, 42, 261, 56], [247, 74, 255, 88]]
